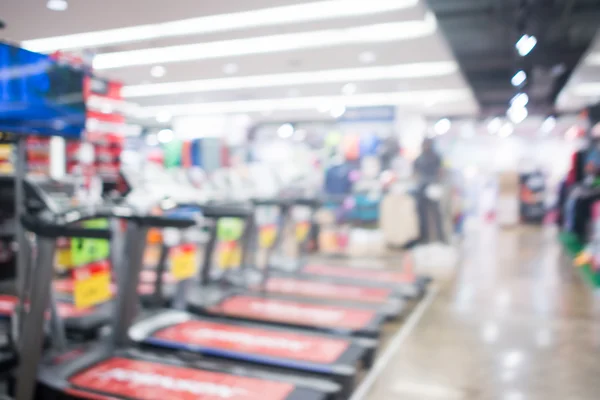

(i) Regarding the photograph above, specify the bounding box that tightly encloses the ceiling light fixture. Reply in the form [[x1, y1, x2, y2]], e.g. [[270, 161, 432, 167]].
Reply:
[[511, 70, 527, 87], [93, 15, 438, 70], [488, 117, 502, 134], [139, 89, 470, 117], [516, 34, 537, 56], [541, 116, 556, 133], [150, 65, 166, 78], [510, 93, 529, 108], [157, 129, 174, 143], [330, 105, 347, 119], [277, 123, 294, 138], [499, 122, 514, 138], [47, 0, 68, 11], [342, 83, 357, 96], [507, 105, 528, 124], [24, 0, 420, 53], [358, 51, 377, 64], [434, 118, 451, 135], [122, 61, 458, 98]]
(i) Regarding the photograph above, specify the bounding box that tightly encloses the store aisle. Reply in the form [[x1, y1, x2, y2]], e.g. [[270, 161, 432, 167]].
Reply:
[[358, 225, 600, 400]]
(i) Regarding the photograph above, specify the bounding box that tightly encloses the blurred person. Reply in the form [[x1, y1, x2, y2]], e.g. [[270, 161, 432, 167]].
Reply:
[[413, 138, 445, 243]]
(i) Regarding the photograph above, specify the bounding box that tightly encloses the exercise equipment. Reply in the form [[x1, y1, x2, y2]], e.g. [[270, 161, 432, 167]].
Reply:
[[15, 207, 341, 400]]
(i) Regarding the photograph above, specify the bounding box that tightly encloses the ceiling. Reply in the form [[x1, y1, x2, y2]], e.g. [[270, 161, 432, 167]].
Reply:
[[429, 0, 600, 117], [1, 0, 479, 121], [556, 30, 600, 113], [2, 0, 599, 124]]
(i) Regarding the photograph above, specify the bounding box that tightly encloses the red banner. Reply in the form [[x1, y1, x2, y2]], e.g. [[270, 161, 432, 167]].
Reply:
[[264, 277, 392, 303], [153, 320, 349, 364], [303, 264, 416, 284], [209, 296, 376, 329], [69, 357, 295, 400]]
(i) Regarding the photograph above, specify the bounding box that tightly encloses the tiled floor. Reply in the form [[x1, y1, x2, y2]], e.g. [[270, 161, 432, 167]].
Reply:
[[356, 225, 600, 400]]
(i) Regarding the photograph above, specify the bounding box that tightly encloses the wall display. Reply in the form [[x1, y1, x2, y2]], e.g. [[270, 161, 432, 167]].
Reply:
[[0, 42, 86, 138]]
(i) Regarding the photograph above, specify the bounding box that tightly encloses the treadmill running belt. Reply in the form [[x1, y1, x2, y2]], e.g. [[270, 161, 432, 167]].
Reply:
[[303, 265, 416, 284], [151, 320, 349, 363], [263, 278, 393, 303], [208, 296, 377, 329], [69, 357, 296, 400]]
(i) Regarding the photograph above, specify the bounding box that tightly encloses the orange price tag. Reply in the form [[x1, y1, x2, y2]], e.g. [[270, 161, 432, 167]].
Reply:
[[259, 225, 277, 249], [295, 221, 310, 243], [72, 261, 112, 309], [170, 244, 198, 281]]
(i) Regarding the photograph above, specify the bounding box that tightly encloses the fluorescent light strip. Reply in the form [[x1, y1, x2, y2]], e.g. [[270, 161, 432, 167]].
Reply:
[[22, 0, 419, 53], [141, 89, 470, 116], [585, 53, 600, 66], [122, 61, 458, 98], [93, 15, 437, 70], [572, 83, 600, 97]]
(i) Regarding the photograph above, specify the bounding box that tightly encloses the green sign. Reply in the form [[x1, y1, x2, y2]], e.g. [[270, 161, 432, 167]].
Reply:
[[71, 219, 110, 266]]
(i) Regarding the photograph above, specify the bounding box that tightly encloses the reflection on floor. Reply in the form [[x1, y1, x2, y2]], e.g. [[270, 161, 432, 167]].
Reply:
[[359, 225, 600, 400]]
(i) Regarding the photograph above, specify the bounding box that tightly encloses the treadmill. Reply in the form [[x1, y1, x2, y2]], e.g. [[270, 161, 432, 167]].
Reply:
[[15, 206, 341, 400], [0, 175, 113, 339], [249, 165, 430, 299]]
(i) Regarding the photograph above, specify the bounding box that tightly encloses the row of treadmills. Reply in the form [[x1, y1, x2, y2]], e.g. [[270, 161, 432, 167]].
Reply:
[[1, 163, 429, 400]]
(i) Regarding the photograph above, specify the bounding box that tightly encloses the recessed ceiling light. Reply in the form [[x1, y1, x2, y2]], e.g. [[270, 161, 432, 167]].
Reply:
[[510, 93, 529, 108], [342, 83, 357, 96], [150, 65, 166, 78], [330, 105, 346, 118], [47, 0, 68, 11], [359, 51, 376, 64], [24, 0, 420, 52], [499, 122, 514, 137], [507, 105, 528, 124], [487, 117, 502, 134], [541, 116, 556, 133], [123, 62, 458, 98], [434, 118, 451, 135], [277, 123, 294, 138], [223, 63, 239, 75], [511, 70, 527, 87], [516, 34, 537, 56], [156, 111, 172, 123], [157, 129, 174, 143], [93, 15, 437, 70]]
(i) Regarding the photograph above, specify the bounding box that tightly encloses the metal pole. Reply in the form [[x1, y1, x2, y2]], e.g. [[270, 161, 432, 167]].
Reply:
[[14, 237, 56, 400], [13, 137, 27, 349], [111, 221, 147, 348], [200, 221, 218, 285]]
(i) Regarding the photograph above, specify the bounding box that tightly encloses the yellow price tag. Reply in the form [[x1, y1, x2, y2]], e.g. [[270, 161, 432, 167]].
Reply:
[[218, 241, 242, 270], [259, 225, 277, 249], [295, 222, 310, 243], [54, 248, 73, 269], [72, 262, 112, 309], [170, 245, 198, 281]]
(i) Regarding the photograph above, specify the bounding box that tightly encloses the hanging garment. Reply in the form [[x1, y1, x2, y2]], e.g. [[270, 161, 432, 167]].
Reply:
[[324, 164, 352, 195], [380, 192, 419, 247]]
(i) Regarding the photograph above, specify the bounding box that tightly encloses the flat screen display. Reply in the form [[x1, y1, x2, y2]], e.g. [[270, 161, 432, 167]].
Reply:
[[0, 41, 86, 138]]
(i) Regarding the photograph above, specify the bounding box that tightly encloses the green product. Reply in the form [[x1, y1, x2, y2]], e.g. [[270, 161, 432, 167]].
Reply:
[[163, 139, 183, 168], [217, 218, 245, 241], [71, 219, 110, 266]]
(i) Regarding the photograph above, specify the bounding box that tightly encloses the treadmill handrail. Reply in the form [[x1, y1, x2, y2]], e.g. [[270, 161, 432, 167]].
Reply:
[[176, 202, 253, 219], [20, 214, 112, 239]]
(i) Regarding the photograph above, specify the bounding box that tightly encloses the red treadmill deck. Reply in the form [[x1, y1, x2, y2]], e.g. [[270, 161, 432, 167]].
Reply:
[[303, 265, 416, 284], [263, 277, 392, 303], [69, 357, 296, 400], [208, 295, 376, 329], [153, 320, 349, 363]]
